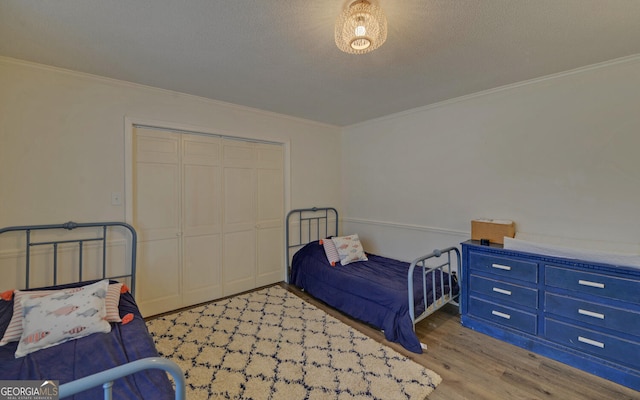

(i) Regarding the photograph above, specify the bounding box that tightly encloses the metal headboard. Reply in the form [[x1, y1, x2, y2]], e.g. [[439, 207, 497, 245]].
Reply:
[[0, 221, 137, 296], [285, 207, 338, 281]]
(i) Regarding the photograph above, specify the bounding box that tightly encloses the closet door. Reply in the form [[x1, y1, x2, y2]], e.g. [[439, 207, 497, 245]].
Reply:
[[222, 139, 256, 296], [133, 128, 223, 316], [133, 128, 182, 316], [255, 143, 284, 286], [132, 129, 284, 315], [181, 134, 223, 305]]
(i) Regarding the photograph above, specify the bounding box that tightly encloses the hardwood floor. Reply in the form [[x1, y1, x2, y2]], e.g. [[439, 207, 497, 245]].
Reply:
[[281, 283, 640, 400]]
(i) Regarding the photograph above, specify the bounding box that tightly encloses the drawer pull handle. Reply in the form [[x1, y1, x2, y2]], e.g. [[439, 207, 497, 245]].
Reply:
[[578, 336, 605, 349], [578, 309, 605, 320], [578, 280, 605, 289], [491, 310, 511, 319], [492, 263, 512, 271], [492, 287, 512, 296]]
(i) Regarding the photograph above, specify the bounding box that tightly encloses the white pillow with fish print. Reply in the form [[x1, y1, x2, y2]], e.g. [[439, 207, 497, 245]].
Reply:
[[15, 279, 111, 358], [1, 282, 124, 347], [331, 234, 368, 266]]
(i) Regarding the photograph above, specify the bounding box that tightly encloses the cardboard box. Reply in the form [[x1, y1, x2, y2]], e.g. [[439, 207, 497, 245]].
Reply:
[[471, 219, 515, 244]]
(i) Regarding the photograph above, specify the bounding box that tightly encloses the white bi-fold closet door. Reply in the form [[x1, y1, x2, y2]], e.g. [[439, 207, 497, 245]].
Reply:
[[132, 127, 284, 317]]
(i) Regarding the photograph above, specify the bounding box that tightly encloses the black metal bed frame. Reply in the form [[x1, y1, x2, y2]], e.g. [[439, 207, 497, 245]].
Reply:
[[285, 207, 338, 281], [0, 221, 137, 296]]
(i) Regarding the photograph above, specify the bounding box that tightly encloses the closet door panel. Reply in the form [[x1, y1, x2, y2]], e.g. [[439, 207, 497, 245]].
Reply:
[[183, 135, 221, 165], [135, 133, 179, 164], [223, 230, 255, 296], [223, 167, 255, 232], [182, 134, 223, 305], [256, 144, 283, 169], [256, 223, 283, 286], [135, 163, 180, 241], [183, 164, 221, 235], [223, 140, 255, 233], [134, 130, 180, 242], [255, 157, 284, 286], [222, 140, 256, 295], [183, 233, 222, 304], [136, 238, 181, 317], [222, 167, 255, 295], [183, 135, 221, 236], [223, 140, 256, 168], [133, 128, 181, 317], [257, 168, 283, 221]]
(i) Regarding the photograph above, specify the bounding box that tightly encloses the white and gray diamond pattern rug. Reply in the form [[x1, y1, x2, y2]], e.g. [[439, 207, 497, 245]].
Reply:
[[146, 286, 441, 399]]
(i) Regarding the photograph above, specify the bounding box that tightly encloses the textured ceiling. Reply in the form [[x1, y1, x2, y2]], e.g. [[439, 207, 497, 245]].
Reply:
[[1, 1, 640, 126]]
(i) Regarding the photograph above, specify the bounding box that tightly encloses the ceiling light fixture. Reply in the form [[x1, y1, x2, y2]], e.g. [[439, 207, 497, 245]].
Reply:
[[335, 0, 387, 54]]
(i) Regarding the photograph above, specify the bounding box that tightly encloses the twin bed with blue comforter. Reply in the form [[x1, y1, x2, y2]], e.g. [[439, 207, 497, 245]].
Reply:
[[0, 222, 184, 400], [287, 207, 460, 354]]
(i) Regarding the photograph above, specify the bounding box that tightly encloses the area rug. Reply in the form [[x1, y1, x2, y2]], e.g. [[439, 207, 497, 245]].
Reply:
[[146, 286, 441, 399]]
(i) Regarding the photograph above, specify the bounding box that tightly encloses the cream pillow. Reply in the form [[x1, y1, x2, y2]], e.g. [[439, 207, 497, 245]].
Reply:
[[331, 234, 368, 266], [15, 279, 111, 358]]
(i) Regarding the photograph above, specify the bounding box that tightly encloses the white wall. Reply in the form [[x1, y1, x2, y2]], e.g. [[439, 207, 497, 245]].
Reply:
[[3, 55, 639, 267], [342, 56, 640, 260], [0, 57, 342, 227]]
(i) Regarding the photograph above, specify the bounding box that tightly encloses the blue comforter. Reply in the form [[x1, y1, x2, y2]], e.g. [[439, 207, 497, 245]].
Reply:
[[0, 282, 174, 400], [291, 241, 458, 353]]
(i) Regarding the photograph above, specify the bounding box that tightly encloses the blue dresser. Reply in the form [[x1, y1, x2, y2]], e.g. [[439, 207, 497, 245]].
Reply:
[[461, 240, 640, 390]]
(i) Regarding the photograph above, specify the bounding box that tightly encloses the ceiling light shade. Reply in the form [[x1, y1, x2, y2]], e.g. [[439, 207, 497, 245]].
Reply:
[[335, 0, 387, 54]]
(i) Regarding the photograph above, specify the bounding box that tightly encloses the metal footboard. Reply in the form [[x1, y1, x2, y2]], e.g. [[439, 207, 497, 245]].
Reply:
[[59, 357, 186, 400], [408, 246, 460, 326]]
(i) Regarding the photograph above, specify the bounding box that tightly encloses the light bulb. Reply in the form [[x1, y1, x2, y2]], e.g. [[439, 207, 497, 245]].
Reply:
[[355, 25, 366, 36]]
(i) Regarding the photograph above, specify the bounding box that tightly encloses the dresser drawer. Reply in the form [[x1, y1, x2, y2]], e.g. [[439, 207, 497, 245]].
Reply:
[[470, 274, 538, 309], [545, 318, 640, 368], [468, 296, 537, 334], [545, 266, 640, 305], [468, 252, 538, 283], [545, 293, 640, 336]]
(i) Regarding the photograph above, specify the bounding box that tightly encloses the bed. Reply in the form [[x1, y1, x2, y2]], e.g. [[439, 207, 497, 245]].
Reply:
[[286, 207, 460, 353], [0, 221, 185, 400]]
